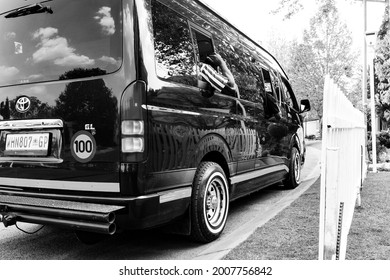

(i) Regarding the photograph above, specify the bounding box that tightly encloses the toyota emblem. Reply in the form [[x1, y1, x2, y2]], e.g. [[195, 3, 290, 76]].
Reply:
[[15, 96, 31, 113]]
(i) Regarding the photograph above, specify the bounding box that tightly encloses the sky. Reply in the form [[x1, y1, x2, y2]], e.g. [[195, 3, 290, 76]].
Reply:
[[201, 0, 387, 50]]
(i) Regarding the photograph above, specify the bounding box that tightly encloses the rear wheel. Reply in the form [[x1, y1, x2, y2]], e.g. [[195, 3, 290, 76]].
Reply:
[[283, 147, 301, 189], [190, 162, 229, 243]]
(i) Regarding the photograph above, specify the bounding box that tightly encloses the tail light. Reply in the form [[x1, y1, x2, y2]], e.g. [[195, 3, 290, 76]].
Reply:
[[120, 81, 147, 161], [121, 120, 144, 153]]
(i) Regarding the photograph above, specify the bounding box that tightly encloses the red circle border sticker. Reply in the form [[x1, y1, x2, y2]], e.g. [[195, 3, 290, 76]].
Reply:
[[70, 131, 97, 163]]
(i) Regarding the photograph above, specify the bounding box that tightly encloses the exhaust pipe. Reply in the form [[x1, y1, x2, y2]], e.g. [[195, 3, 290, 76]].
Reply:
[[0, 195, 125, 235], [12, 212, 116, 235], [5, 204, 116, 223]]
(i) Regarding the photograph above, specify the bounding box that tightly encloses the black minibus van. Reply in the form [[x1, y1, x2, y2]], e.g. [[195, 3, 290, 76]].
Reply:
[[0, 0, 310, 243]]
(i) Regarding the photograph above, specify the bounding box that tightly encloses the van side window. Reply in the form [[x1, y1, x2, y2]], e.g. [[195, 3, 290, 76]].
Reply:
[[151, 1, 197, 86], [214, 38, 262, 103], [191, 29, 214, 65], [270, 71, 282, 106], [280, 79, 290, 106], [262, 68, 274, 96], [262, 68, 281, 119], [282, 78, 299, 111]]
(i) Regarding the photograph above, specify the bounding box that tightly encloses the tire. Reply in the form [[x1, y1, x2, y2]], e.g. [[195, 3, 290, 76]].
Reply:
[[190, 162, 229, 243], [283, 147, 301, 189]]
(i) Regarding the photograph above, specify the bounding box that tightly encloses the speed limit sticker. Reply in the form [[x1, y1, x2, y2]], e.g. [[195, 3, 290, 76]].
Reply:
[[70, 131, 96, 163]]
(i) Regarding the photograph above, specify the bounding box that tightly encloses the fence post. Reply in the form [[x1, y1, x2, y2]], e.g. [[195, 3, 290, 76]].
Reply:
[[319, 76, 367, 260], [323, 147, 339, 260]]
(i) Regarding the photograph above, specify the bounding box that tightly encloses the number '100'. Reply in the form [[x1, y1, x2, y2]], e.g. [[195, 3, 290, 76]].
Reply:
[[74, 140, 93, 153]]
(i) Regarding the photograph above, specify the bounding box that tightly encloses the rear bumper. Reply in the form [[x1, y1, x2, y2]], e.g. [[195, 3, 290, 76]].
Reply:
[[0, 187, 192, 234], [0, 194, 124, 234]]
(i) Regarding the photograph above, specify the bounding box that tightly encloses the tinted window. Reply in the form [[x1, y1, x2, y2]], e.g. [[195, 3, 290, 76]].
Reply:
[[262, 68, 281, 118], [282, 78, 299, 110], [270, 71, 282, 106], [0, 0, 122, 86], [191, 28, 214, 65], [151, 0, 196, 86], [214, 37, 263, 102]]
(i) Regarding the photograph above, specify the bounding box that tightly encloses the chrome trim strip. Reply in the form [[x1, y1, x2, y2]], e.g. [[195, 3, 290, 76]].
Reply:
[[0, 119, 64, 130], [143, 105, 201, 116], [159, 187, 192, 204], [0, 177, 120, 193], [0, 157, 63, 163], [230, 165, 289, 185]]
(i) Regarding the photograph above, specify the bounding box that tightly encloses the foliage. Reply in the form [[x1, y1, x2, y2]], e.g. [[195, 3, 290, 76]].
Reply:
[[378, 130, 390, 148], [271, 0, 304, 20], [9, 96, 53, 119], [367, 130, 390, 163], [271, 0, 356, 20], [56, 68, 118, 146], [375, 6, 390, 124], [286, 0, 358, 122], [151, 1, 195, 79]]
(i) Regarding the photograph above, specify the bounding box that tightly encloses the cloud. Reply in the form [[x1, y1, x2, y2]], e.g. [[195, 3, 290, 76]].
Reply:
[[32, 27, 58, 41], [99, 55, 120, 66], [27, 74, 44, 80], [32, 27, 95, 67], [0, 65, 19, 83], [94, 7, 115, 35], [22, 85, 47, 96]]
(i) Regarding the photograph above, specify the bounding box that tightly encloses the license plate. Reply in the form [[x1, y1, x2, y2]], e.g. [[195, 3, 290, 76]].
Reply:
[[5, 133, 50, 156]]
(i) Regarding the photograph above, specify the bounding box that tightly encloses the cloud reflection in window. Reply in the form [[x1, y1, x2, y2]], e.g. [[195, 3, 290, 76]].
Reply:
[[99, 55, 120, 67], [0, 65, 19, 83], [94, 6, 115, 36], [32, 27, 95, 67]]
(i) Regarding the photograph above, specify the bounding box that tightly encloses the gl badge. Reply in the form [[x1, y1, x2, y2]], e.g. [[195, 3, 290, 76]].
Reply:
[[15, 96, 31, 113]]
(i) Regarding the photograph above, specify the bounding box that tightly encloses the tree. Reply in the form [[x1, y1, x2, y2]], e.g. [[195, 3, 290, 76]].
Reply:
[[287, 0, 359, 123], [0, 98, 10, 120], [375, 6, 390, 124], [9, 96, 53, 119], [55, 68, 118, 146], [271, 0, 304, 19], [272, 0, 356, 19]]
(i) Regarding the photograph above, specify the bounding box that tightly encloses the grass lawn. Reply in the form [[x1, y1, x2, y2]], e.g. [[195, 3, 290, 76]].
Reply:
[[224, 172, 390, 260], [346, 172, 390, 260], [224, 179, 321, 260]]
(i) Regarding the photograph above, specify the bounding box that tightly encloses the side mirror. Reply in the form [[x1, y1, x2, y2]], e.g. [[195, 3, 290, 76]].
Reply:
[[300, 99, 311, 113]]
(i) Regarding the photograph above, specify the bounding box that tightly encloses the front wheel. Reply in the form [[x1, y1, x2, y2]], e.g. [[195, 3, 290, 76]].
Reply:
[[190, 162, 229, 243], [283, 147, 301, 189]]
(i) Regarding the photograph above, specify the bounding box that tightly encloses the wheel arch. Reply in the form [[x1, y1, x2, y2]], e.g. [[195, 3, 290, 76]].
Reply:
[[194, 133, 234, 185]]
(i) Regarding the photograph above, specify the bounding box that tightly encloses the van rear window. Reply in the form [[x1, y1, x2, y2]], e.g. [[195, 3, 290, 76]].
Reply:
[[0, 0, 122, 86]]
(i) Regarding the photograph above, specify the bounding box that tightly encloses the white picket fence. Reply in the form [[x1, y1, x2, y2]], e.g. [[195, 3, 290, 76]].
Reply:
[[318, 75, 367, 260]]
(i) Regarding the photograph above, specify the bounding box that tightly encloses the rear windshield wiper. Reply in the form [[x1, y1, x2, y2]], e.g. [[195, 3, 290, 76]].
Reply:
[[2, 1, 53, 19]]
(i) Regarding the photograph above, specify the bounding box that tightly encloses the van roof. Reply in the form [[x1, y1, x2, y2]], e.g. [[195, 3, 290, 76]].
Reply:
[[196, 0, 289, 80]]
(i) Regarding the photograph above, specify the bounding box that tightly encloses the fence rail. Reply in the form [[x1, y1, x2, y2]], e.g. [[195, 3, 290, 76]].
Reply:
[[319, 75, 367, 260]]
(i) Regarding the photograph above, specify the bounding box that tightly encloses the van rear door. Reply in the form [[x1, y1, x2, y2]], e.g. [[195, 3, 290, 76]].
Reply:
[[0, 0, 123, 193]]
